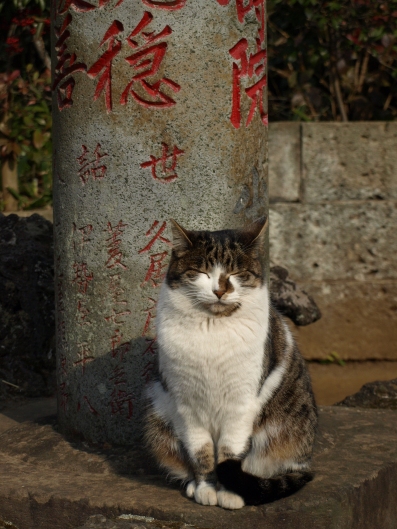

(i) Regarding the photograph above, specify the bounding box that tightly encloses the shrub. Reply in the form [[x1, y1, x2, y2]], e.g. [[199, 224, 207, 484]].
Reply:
[[0, 0, 52, 210], [268, 0, 397, 121]]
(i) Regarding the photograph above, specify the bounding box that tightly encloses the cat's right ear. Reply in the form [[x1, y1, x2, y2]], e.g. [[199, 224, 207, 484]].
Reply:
[[170, 219, 193, 256]]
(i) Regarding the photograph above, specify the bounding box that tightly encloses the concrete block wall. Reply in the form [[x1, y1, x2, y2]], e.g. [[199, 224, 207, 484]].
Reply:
[[269, 122, 397, 361]]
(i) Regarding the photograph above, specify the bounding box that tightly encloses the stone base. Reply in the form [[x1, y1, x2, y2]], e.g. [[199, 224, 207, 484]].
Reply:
[[1, 406, 397, 529]]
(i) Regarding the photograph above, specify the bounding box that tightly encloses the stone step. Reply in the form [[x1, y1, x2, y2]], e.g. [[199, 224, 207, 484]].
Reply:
[[0, 406, 396, 529]]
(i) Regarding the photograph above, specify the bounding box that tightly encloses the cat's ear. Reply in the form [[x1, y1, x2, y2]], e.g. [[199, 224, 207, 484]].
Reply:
[[170, 219, 193, 255], [242, 216, 268, 247]]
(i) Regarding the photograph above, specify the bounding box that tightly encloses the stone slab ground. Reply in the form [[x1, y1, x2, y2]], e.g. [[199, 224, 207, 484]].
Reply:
[[0, 404, 397, 529]]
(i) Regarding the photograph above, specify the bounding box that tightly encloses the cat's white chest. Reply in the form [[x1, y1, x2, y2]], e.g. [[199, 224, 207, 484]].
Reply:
[[156, 285, 269, 432]]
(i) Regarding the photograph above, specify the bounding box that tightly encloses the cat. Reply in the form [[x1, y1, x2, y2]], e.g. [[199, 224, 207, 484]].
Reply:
[[144, 217, 317, 510]]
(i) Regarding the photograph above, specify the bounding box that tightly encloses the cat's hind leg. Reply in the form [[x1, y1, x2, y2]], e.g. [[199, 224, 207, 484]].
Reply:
[[144, 404, 193, 483]]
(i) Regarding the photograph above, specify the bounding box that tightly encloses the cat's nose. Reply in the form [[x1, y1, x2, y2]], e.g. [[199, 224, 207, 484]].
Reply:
[[213, 289, 225, 299]]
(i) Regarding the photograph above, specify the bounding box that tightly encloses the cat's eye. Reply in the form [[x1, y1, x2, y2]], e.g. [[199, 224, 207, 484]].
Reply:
[[185, 268, 209, 279], [232, 271, 252, 282]]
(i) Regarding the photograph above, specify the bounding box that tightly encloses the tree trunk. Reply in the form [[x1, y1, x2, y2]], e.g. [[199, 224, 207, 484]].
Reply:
[[2, 157, 18, 212]]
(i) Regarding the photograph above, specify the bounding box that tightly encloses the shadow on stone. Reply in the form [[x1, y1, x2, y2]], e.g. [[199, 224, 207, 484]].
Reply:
[[0, 213, 55, 400]]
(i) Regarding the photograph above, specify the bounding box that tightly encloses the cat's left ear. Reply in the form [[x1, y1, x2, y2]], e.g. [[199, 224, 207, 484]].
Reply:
[[170, 219, 193, 256], [244, 216, 268, 247]]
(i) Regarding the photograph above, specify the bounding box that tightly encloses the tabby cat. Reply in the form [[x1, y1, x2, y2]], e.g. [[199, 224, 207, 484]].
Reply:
[[145, 217, 317, 510]]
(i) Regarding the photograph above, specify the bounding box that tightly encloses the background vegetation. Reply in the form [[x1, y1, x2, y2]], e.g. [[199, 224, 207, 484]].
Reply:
[[1, 0, 397, 210], [268, 0, 397, 122]]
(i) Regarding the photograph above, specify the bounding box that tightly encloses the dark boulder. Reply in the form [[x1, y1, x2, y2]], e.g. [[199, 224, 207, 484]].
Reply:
[[336, 379, 397, 410], [270, 265, 322, 326], [0, 213, 55, 399]]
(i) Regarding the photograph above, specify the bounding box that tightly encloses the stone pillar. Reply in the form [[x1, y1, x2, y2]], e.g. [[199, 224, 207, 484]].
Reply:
[[52, 0, 268, 443]]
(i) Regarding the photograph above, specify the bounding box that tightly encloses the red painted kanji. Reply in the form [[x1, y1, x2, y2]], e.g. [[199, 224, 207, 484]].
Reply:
[[57, 0, 95, 15], [141, 143, 184, 183], [87, 20, 124, 113], [74, 342, 94, 373], [52, 13, 87, 110], [59, 382, 69, 412], [229, 38, 267, 128], [109, 274, 127, 305], [143, 338, 157, 356], [142, 298, 157, 336], [142, 0, 186, 9], [57, 319, 66, 345], [111, 328, 122, 357], [105, 307, 131, 325], [77, 144, 108, 184], [60, 355, 68, 377], [105, 221, 128, 270], [109, 323, 130, 361], [141, 251, 168, 288], [77, 299, 92, 326], [84, 396, 99, 415], [110, 366, 134, 418], [216, 0, 265, 32], [72, 262, 93, 293], [138, 220, 172, 254], [73, 223, 93, 250], [120, 12, 180, 108], [142, 359, 155, 383], [99, 0, 125, 7]]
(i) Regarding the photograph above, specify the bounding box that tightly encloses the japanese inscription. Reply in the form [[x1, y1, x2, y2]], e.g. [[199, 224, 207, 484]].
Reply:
[[52, 13, 87, 110], [120, 12, 180, 109], [76, 144, 108, 185], [141, 143, 184, 183], [216, 0, 268, 128], [54, 0, 184, 112], [139, 220, 172, 381]]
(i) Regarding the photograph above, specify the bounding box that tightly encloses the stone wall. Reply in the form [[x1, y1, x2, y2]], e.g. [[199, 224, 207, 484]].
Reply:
[[269, 122, 397, 361]]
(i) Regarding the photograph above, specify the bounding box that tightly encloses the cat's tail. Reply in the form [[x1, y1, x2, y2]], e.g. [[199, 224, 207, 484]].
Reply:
[[216, 459, 314, 506]]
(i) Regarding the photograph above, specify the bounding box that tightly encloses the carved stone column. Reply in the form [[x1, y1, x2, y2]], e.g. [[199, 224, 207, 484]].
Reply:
[[52, 0, 268, 443]]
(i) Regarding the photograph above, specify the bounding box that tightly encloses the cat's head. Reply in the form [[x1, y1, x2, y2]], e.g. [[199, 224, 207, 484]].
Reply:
[[166, 217, 268, 316]]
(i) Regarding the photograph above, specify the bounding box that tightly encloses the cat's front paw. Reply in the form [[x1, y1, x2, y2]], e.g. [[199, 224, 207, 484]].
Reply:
[[194, 482, 218, 506], [186, 480, 196, 498], [217, 487, 245, 510]]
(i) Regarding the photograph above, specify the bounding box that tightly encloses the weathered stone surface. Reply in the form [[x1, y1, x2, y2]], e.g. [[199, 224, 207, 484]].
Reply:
[[268, 122, 301, 203], [52, 0, 268, 444], [270, 266, 321, 326], [292, 281, 397, 361], [1, 407, 397, 529], [0, 213, 55, 400], [0, 518, 18, 529], [336, 379, 397, 409], [301, 122, 397, 202], [270, 201, 397, 282], [77, 514, 195, 529]]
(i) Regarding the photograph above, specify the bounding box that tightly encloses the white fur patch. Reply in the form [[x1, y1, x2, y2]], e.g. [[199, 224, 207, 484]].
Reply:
[[155, 281, 270, 453]]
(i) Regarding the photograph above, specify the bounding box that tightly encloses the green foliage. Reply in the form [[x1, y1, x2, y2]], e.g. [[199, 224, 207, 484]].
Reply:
[[320, 352, 346, 366], [0, 0, 51, 210], [0, 67, 52, 209], [268, 0, 397, 121]]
